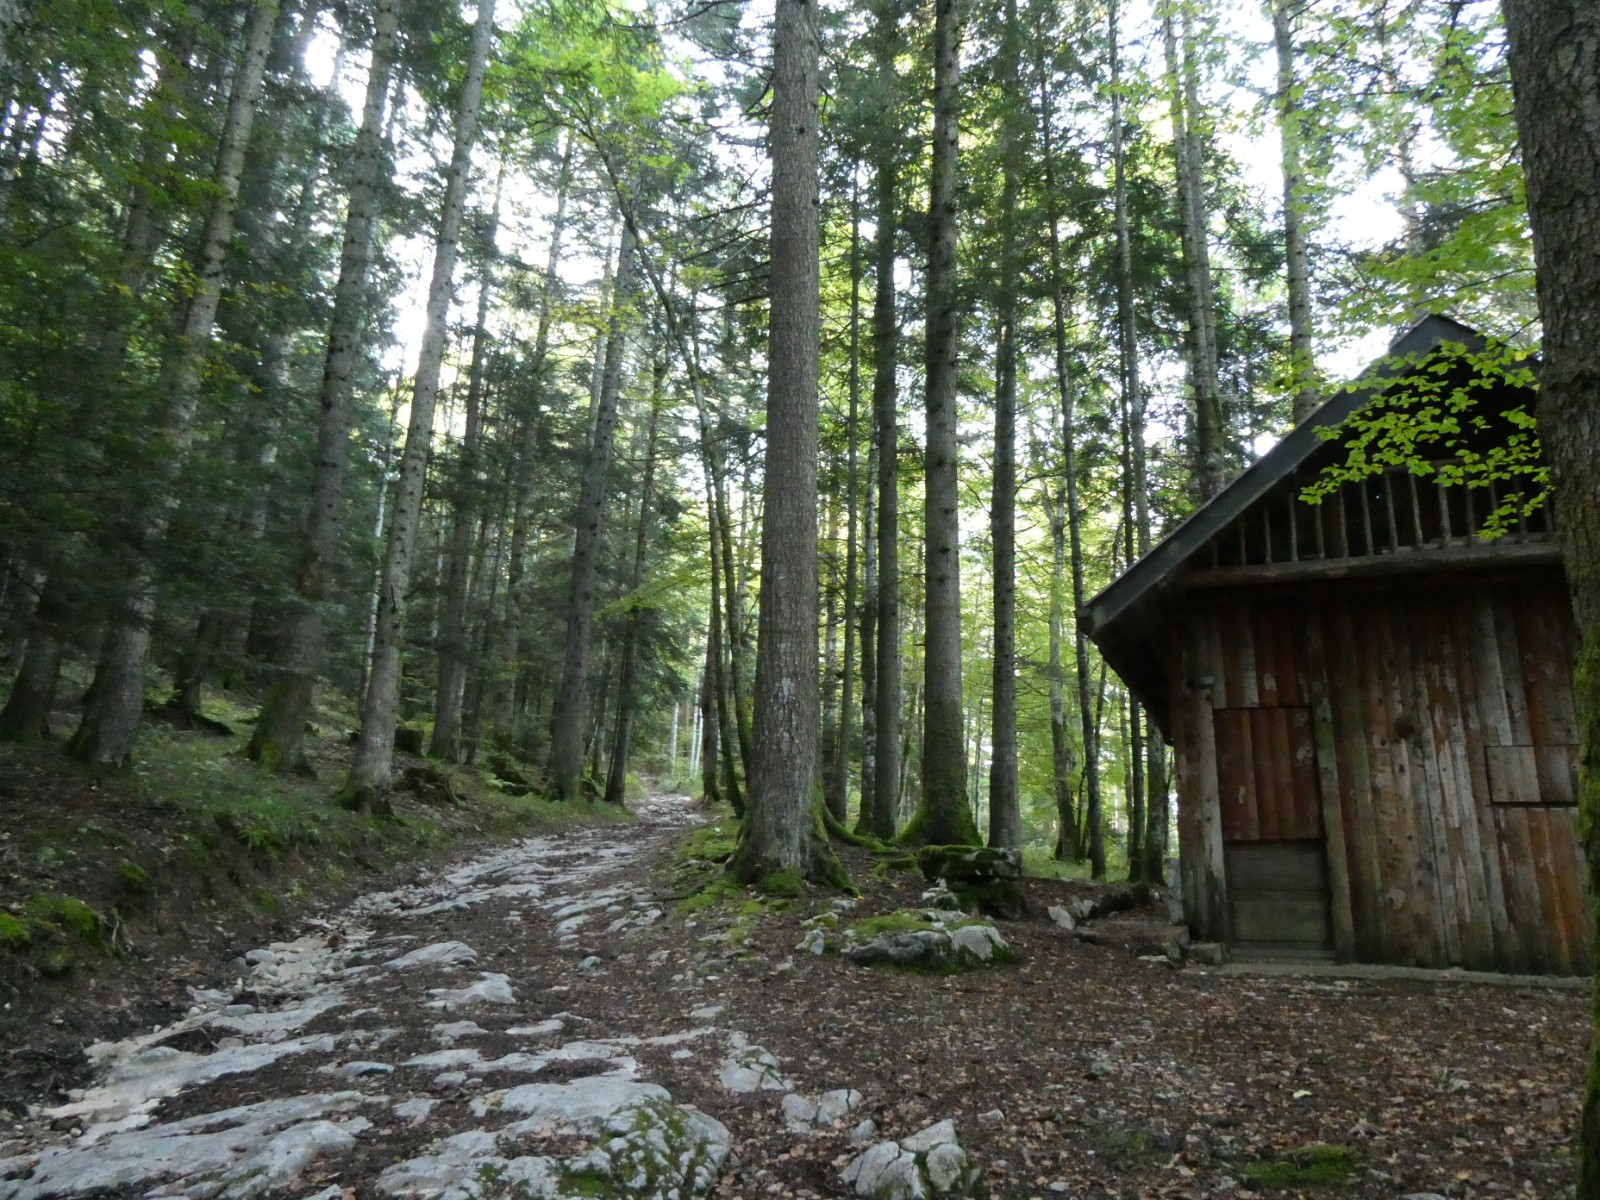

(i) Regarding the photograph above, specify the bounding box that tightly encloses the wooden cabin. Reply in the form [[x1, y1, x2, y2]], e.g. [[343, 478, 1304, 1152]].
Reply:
[[1083, 315, 1589, 975]]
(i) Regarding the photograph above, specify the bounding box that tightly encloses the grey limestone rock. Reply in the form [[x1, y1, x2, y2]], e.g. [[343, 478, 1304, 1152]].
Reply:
[[840, 1120, 972, 1200]]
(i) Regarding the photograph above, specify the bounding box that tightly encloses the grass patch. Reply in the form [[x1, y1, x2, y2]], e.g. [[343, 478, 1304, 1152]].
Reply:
[[1239, 1144, 1362, 1190]]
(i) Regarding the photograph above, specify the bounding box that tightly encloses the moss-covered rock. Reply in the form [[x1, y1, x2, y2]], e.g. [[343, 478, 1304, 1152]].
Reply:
[[915, 845, 1026, 919], [798, 907, 1015, 970]]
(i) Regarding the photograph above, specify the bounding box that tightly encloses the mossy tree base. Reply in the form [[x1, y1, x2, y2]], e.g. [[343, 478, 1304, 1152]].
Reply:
[[727, 799, 854, 894]]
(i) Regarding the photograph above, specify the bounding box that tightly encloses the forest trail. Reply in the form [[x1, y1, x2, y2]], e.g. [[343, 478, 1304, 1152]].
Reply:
[[0, 794, 1589, 1200]]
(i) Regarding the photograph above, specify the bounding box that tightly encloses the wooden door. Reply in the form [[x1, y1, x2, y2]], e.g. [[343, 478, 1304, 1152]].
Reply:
[[1215, 706, 1333, 954]]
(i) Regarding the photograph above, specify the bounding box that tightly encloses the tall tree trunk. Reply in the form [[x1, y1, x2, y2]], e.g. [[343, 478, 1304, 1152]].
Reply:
[[986, 0, 1022, 852], [490, 137, 574, 742], [1161, 0, 1226, 501], [867, 0, 901, 843], [828, 178, 864, 823], [731, 0, 844, 886], [544, 221, 638, 803], [247, 0, 401, 771], [68, 0, 276, 767], [819, 490, 842, 802], [603, 362, 666, 808], [1040, 36, 1101, 873], [431, 163, 504, 760], [1046, 482, 1076, 859], [699, 638, 721, 806], [904, 0, 975, 847], [707, 497, 742, 815], [857, 415, 879, 833], [1499, 1, 1600, 1190], [344, 0, 495, 810], [1272, 0, 1317, 422]]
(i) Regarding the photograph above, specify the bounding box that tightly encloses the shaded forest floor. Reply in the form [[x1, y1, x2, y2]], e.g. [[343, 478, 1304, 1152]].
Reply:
[[0, 785, 1585, 1200]]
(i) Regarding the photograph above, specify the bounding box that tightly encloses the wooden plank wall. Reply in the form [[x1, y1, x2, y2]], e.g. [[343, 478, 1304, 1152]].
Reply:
[[1170, 574, 1589, 974]]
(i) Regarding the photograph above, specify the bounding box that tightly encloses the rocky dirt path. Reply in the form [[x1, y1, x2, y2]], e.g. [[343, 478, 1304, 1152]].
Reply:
[[0, 793, 1588, 1200], [0, 795, 958, 1200]]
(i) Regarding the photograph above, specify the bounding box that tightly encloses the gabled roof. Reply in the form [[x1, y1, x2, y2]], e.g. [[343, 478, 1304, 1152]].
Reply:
[[1082, 314, 1503, 732]]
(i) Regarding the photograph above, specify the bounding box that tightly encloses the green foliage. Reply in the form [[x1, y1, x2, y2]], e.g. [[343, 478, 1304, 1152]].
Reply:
[[1303, 340, 1545, 537], [1238, 1144, 1362, 1189]]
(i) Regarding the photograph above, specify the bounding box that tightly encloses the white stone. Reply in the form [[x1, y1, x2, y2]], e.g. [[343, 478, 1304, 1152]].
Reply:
[[384, 942, 478, 972], [780, 1093, 818, 1132], [898, 1120, 958, 1156], [425, 974, 514, 1011], [921, 1143, 969, 1193]]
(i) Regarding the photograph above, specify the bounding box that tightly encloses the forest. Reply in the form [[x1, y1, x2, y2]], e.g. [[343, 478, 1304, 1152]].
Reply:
[[1, 0, 1599, 1190]]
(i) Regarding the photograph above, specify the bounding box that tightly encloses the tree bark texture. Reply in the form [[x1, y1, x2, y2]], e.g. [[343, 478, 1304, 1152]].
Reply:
[[1040, 42, 1100, 871], [907, 0, 977, 848], [345, 0, 495, 809], [868, 75, 901, 841], [247, 0, 401, 772], [986, 0, 1022, 852], [732, 0, 843, 886], [1498, 1, 1600, 1191], [828, 181, 864, 823]]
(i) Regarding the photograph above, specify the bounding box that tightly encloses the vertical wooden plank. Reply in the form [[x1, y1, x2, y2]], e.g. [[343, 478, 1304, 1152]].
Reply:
[[1287, 707, 1322, 841], [1194, 674, 1230, 942], [1332, 599, 1382, 959], [1426, 593, 1497, 968], [1216, 709, 1256, 842], [1175, 643, 1203, 931], [1496, 808, 1549, 974], [1388, 601, 1449, 966], [1302, 614, 1355, 958], [1277, 600, 1305, 707], [1231, 600, 1259, 708], [1353, 597, 1408, 962], [1273, 710, 1299, 838], [1408, 471, 1425, 547], [1467, 590, 1525, 970], [1549, 807, 1591, 973], [1492, 587, 1536, 746], [1254, 605, 1281, 708], [1383, 471, 1400, 551], [1407, 598, 1466, 965], [1524, 807, 1567, 974]]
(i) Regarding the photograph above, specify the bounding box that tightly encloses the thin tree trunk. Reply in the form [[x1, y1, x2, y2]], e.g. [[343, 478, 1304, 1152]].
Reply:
[[1040, 42, 1101, 874], [68, 0, 276, 767], [828, 178, 864, 823], [1272, 0, 1317, 422], [545, 220, 637, 803], [857, 414, 879, 833], [490, 136, 574, 741], [819, 490, 842, 802], [699, 632, 721, 807], [731, 0, 844, 887], [986, 0, 1022, 852], [603, 362, 666, 808], [344, 0, 495, 810], [1161, 0, 1226, 501], [431, 162, 505, 759], [247, 0, 401, 771], [867, 0, 901, 843], [1046, 482, 1077, 859]]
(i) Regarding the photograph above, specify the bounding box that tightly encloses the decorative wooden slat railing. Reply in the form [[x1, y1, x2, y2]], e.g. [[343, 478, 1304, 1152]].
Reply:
[[1187, 464, 1557, 586]]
